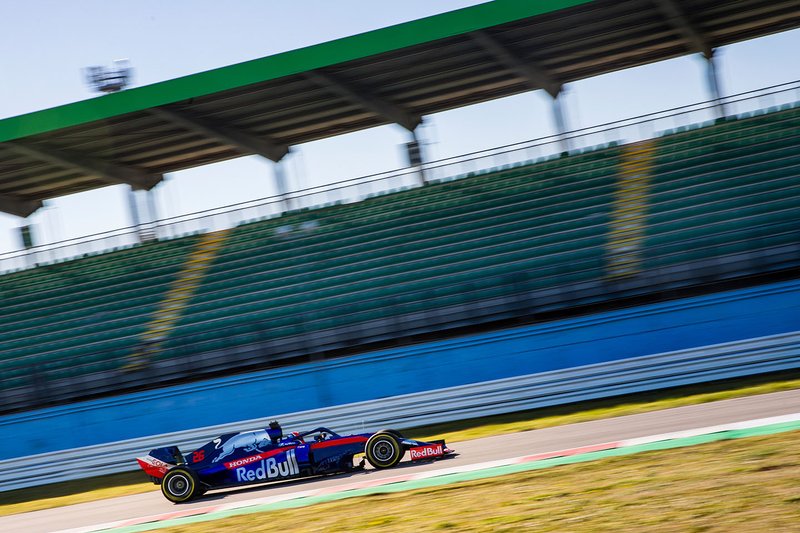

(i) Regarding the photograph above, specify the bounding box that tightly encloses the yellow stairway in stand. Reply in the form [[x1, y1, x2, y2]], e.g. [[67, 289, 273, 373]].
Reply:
[[130, 228, 231, 368], [606, 140, 655, 277]]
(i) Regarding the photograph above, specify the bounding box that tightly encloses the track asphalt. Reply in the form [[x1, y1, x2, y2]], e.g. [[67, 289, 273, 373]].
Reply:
[[2, 388, 798, 533]]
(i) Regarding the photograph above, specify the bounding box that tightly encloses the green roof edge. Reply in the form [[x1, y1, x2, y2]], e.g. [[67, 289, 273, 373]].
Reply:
[[0, 0, 592, 143]]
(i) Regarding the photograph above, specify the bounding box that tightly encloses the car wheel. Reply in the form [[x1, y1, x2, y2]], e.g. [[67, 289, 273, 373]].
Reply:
[[161, 467, 199, 503], [365, 431, 403, 469]]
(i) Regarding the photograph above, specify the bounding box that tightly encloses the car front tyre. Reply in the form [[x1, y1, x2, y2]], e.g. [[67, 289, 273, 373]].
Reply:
[[365, 431, 403, 469], [161, 467, 199, 503]]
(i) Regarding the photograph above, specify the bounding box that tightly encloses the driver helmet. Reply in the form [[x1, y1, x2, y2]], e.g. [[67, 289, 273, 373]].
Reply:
[[267, 420, 283, 443]]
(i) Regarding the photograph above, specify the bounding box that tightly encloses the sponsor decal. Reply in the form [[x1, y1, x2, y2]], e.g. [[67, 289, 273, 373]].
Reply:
[[136, 455, 172, 478], [235, 448, 300, 483], [409, 443, 444, 460], [214, 429, 272, 463], [223, 447, 290, 469], [226, 454, 264, 469]]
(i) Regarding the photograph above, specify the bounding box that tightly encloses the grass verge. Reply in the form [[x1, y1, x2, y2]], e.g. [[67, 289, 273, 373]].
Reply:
[[161, 430, 800, 532], [1, 369, 798, 517]]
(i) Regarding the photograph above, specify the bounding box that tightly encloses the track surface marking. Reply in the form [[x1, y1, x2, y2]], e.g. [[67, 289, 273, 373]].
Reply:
[[2, 389, 798, 533]]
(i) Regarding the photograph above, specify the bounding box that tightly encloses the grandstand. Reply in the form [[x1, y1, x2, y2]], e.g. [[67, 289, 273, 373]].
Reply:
[[2, 100, 799, 411], [1, 0, 799, 417]]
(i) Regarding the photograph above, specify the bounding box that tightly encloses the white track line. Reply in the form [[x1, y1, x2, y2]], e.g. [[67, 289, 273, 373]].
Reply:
[[620, 412, 800, 446]]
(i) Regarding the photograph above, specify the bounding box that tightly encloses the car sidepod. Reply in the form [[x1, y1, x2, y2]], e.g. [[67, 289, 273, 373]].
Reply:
[[309, 435, 369, 474], [209, 446, 304, 487]]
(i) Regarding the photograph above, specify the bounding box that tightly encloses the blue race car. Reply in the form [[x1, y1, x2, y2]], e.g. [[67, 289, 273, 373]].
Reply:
[[137, 421, 456, 502]]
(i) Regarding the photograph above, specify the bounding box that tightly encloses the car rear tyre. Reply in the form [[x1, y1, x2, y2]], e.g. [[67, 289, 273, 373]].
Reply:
[[161, 467, 199, 503], [365, 431, 403, 469]]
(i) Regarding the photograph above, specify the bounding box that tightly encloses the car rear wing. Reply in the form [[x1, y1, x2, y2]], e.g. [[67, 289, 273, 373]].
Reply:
[[149, 445, 185, 465], [136, 446, 184, 482]]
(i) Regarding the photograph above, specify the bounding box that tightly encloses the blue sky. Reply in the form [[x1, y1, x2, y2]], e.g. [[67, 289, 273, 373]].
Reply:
[[0, 1, 798, 255]]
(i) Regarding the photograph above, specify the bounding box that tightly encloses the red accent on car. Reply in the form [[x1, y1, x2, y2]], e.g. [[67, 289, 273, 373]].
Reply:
[[136, 456, 172, 479], [310, 436, 369, 449], [223, 446, 295, 470], [409, 443, 444, 460]]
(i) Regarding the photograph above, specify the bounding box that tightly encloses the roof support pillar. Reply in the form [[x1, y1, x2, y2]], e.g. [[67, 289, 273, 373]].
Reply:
[[127, 186, 159, 243], [551, 92, 571, 154], [146, 188, 159, 239], [126, 187, 143, 245], [470, 29, 570, 153], [273, 159, 291, 212], [406, 129, 427, 186], [652, 0, 726, 119], [705, 52, 728, 119]]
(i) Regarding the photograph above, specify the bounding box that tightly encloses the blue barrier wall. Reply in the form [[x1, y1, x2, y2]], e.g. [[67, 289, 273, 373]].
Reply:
[[3, 279, 800, 459]]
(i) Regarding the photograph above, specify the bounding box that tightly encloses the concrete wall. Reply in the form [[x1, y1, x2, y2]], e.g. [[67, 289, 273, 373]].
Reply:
[[3, 278, 799, 460]]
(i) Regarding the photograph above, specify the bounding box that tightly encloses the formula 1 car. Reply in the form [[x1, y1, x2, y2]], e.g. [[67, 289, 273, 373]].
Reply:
[[137, 421, 456, 502]]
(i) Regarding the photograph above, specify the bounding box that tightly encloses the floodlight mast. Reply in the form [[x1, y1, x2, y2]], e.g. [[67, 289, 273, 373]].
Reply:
[[84, 59, 132, 94], [83, 59, 156, 242]]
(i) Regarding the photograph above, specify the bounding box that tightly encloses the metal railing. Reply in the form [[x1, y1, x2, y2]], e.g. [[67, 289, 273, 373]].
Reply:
[[1, 80, 798, 273], [1, 331, 797, 491]]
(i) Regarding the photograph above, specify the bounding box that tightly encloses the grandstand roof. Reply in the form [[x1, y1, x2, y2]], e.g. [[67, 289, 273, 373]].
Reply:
[[0, 0, 798, 217]]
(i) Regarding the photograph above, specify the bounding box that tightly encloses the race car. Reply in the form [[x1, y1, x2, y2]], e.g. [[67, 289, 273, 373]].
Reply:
[[137, 421, 456, 502]]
